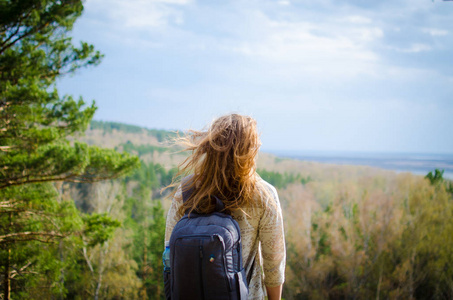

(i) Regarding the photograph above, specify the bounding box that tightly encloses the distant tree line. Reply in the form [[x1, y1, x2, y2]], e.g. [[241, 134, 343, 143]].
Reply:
[[118, 141, 169, 156], [128, 161, 178, 190], [257, 169, 312, 189], [91, 121, 176, 142]]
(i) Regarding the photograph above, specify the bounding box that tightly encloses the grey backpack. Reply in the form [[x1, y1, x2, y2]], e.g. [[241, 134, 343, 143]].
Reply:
[[168, 177, 249, 300]]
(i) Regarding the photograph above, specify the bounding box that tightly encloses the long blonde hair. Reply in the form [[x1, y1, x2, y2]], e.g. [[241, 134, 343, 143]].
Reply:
[[168, 114, 262, 216]]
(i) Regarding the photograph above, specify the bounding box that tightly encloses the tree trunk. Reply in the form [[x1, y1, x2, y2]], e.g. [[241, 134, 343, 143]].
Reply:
[[94, 244, 105, 300]]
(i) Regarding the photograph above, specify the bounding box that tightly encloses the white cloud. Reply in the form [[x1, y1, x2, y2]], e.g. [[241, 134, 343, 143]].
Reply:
[[406, 44, 432, 53], [344, 15, 373, 24], [277, 0, 291, 5], [221, 12, 383, 79], [80, 0, 451, 91], [422, 28, 448, 36], [388, 43, 432, 53]]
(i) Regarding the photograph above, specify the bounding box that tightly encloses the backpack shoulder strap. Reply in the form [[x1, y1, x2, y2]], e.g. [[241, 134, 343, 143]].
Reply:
[[180, 175, 225, 213], [181, 175, 194, 203], [211, 195, 225, 212]]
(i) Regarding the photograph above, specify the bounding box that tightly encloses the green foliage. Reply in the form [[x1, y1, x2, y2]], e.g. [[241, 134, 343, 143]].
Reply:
[[59, 182, 142, 299], [143, 202, 166, 299], [120, 140, 168, 156], [426, 168, 453, 197], [425, 169, 445, 185], [0, 0, 140, 189], [122, 181, 166, 299], [1, 142, 139, 189], [0, 183, 83, 298], [82, 213, 121, 247], [128, 161, 178, 190], [257, 169, 312, 189]]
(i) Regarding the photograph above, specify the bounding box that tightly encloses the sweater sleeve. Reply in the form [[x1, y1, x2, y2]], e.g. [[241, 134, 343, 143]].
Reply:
[[258, 183, 286, 287], [164, 185, 183, 247]]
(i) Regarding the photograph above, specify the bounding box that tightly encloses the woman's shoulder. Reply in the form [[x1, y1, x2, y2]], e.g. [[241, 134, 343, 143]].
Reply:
[[257, 178, 277, 194], [256, 178, 278, 197], [255, 178, 280, 208], [232, 179, 280, 221]]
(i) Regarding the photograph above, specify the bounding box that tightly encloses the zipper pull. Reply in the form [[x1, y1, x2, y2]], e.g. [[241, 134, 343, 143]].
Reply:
[[199, 245, 203, 259]]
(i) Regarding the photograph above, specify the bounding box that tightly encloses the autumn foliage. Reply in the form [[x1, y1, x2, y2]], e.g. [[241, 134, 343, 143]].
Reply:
[[279, 169, 453, 299]]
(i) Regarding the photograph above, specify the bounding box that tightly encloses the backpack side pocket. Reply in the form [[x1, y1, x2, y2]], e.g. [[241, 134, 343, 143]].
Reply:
[[235, 269, 248, 300]]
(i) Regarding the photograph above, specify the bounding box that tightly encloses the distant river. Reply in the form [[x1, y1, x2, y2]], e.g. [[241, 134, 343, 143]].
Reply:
[[269, 151, 453, 180]]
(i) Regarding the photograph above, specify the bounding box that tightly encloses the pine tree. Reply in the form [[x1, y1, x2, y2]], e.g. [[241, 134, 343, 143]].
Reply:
[[0, 1, 139, 298]]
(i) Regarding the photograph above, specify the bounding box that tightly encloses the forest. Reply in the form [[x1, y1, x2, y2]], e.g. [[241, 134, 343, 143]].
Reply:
[[1, 1, 453, 299]]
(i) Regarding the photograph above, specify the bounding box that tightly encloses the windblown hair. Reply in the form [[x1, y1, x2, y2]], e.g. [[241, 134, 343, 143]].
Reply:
[[168, 114, 262, 216]]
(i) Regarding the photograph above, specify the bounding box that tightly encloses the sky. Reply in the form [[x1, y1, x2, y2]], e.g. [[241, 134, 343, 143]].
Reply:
[[57, 0, 453, 154]]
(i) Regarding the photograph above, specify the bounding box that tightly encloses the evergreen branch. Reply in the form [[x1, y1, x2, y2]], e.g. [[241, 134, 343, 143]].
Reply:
[[0, 17, 24, 51], [22, 210, 61, 229], [0, 20, 50, 55], [0, 172, 129, 190], [0, 231, 67, 243]]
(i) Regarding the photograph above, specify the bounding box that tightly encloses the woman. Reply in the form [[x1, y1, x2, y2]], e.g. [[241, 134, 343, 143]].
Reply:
[[165, 114, 286, 300]]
